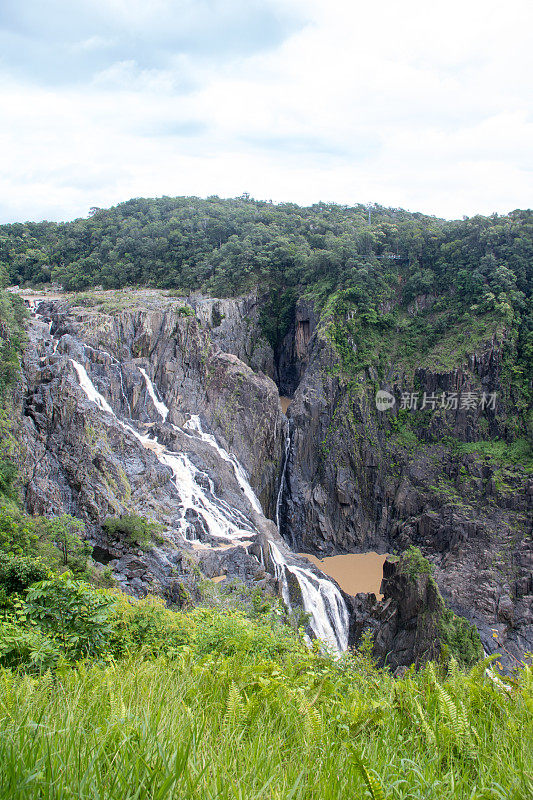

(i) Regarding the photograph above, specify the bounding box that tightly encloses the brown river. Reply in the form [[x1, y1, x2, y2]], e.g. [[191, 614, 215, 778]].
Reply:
[[300, 552, 388, 598], [280, 396, 292, 414]]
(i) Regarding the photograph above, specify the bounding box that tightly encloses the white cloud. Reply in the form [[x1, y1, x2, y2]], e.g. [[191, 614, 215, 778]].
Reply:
[[0, 0, 531, 222]]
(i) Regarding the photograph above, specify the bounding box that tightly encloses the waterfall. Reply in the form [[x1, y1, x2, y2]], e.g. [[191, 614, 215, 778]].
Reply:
[[268, 542, 349, 653], [139, 367, 169, 422], [71, 360, 114, 415], [68, 351, 350, 652], [275, 428, 290, 530], [184, 414, 263, 515], [71, 359, 254, 546]]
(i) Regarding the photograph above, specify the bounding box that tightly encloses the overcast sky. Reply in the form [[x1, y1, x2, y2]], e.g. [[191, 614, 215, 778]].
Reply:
[[0, 0, 531, 223]]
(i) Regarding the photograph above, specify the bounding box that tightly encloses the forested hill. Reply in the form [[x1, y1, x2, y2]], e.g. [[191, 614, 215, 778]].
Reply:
[[1, 196, 532, 374]]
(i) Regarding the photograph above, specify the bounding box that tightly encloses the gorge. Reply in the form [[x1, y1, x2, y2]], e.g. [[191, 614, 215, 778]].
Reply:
[[10, 280, 531, 667]]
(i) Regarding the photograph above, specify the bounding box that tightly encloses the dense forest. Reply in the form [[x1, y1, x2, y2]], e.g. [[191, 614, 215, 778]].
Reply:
[[1, 195, 532, 380]]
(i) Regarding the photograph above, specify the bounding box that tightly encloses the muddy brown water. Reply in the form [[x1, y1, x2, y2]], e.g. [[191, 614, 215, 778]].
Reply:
[[299, 552, 388, 598], [280, 396, 292, 414]]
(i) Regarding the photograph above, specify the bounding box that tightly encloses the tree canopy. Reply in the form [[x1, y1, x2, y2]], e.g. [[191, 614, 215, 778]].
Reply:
[[1, 195, 531, 377]]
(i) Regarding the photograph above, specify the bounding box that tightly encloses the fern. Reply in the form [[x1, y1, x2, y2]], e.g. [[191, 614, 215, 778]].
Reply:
[[447, 656, 459, 688], [434, 680, 476, 757], [412, 696, 436, 745], [353, 752, 386, 800], [226, 681, 245, 723], [297, 695, 321, 739], [468, 653, 500, 683]]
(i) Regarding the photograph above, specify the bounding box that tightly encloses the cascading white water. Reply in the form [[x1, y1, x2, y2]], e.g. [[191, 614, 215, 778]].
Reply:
[[71, 360, 114, 415], [68, 349, 350, 652], [179, 415, 342, 656], [157, 447, 255, 544], [275, 429, 290, 529], [268, 542, 349, 653], [139, 367, 169, 422], [71, 359, 254, 546], [184, 414, 263, 515]]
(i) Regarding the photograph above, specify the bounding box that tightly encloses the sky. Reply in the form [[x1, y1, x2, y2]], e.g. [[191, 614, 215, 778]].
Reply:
[[0, 0, 531, 223]]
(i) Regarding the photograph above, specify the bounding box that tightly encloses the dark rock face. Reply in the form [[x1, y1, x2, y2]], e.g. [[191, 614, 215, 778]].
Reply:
[[190, 293, 276, 380], [39, 295, 285, 516], [14, 293, 287, 599], [277, 297, 319, 396], [346, 557, 444, 669], [281, 323, 532, 666]]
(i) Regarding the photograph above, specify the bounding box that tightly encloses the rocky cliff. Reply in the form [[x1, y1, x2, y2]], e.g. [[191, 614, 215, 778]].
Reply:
[[12, 290, 352, 656], [280, 298, 532, 666], [10, 287, 532, 667], [13, 291, 288, 600], [346, 552, 483, 670]]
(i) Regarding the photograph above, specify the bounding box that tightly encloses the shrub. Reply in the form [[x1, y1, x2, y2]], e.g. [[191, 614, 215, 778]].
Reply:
[[0, 554, 48, 595], [0, 460, 18, 501], [108, 593, 190, 656], [439, 610, 484, 667], [102, 513, 161, 549], [176, 305, 194, 317], [189, 608, 300, 658], [0, 503, 38, 556], [0, 619, 61, 672], [400, 546, 433, 579], [25, 573, 116, 659], [42, 513, 91, 571]]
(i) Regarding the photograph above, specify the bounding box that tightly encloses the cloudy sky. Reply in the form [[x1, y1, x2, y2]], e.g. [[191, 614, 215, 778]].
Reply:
[[0, 0, 531, 223]]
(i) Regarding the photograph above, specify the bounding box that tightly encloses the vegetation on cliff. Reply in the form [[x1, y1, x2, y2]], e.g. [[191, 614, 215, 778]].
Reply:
[[0, 288, 27, 402]]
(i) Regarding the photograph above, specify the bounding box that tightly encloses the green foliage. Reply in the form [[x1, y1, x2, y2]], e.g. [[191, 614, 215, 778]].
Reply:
[[439, 610, 484, 668], [102, 513, 162, 550], [258, 287, 296, 351], [452, 437, 533, 471], [0, 502, 38, 556], [0, 502, 92, 575], [0, 625, 530, 799], [400, 546, 433, 579], [0, 460, 18, 501], [2, 199, 530, 341], [24, 573, 116, 659], [0, 620, 61, 672], [189, 607, 297, 658], [42, 513, 90, 570], [0, 541, 529, 798], [0, 554, 48, 596], [0, 290, 27, 399]]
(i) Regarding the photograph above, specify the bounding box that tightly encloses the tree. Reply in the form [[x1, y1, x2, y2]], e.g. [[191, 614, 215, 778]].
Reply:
[[44, 514, 91, 571]]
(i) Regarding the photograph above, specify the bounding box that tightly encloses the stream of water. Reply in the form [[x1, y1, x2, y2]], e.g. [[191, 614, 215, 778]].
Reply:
[[64, 339, 351, 652], [268, 542, 349, 652]]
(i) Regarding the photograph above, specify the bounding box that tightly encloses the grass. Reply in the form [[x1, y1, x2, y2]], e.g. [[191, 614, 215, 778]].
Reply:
[[0, 640, 531, 799]]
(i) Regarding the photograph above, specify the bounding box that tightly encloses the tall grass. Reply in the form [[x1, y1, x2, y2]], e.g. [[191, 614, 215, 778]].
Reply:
[[1, 647, 531, 799]]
